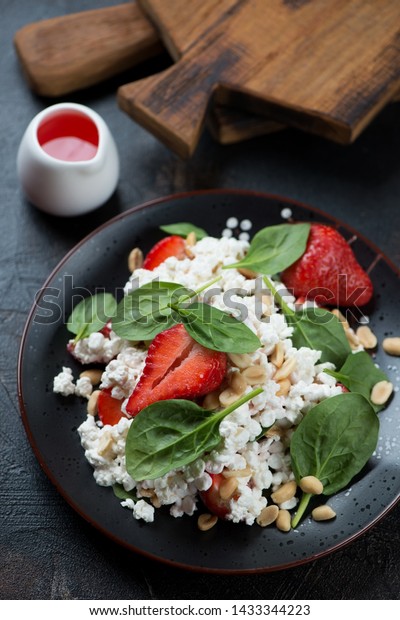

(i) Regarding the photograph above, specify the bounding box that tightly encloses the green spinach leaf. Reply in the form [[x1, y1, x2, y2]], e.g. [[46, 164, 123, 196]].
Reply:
[[224, 223, 310, 274], [180, 302, 261, 353], [160, 222, 208, 240], [263, 276, 351, 367], [325, 351, 389, 413], [113, 281, 189, 341], [112, 484, 138, 502], [290, 392, 379, 527], [67, 292, 117, 343], [125, 389, 262, 481], [288, 307, 352, 367]]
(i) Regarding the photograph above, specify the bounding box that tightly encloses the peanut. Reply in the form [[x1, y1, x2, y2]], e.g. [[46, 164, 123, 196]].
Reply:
[[80, 369, 103, 385], [370, 380, 393, 406], [127, 247, 143, 272], [219, 477, 238, 501], [270, 341, 284, 368], [242, 365, 267, 385], [299, 476, 324, 495], [311, 505, 336, 521], [331, 308, 350, 329], [222, 467, 252, 479], [186, 231, 196, 246], [227, 352, 252, 369], [219, 388, 239, 407], [345, 328, 360, 349], [87, 390, 100, 416], [276, 378, 291, 397], [229, 371, 247, 395], [203, 391, 221, 411], [238, 267, 257, 279], [271, 480, 297, 505], [382, 337, 400, 356], [97, 431, 113, 458], [198, 513, 218, 531], [256, 505, 279, 527], [273, 357, 296, 382], [261, 294, 273, 316], [276, 509, 291, 532], [356, 325, 377, 349]]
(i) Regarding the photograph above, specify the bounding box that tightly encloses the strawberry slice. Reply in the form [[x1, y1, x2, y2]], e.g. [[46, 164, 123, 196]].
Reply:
[[143, 235, 186, 271], [97, 388, 125, 426], [126, 324, 227, 416], [281, 224, 373, 307]]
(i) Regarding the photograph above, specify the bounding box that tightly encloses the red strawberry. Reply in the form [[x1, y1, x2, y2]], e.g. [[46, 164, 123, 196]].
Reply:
[[281, 224, 373, 307], [97, 388, 125, 426], [143, 235, 186, 270], [126, 324, 227, 416]]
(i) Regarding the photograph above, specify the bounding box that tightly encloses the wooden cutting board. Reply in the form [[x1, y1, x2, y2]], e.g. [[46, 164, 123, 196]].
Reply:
[[118, 0, 400, 157], [13, 1, 281, 144]]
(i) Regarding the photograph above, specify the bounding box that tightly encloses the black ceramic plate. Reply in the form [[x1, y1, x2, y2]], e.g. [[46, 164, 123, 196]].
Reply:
[[18, 190, 400, 573]]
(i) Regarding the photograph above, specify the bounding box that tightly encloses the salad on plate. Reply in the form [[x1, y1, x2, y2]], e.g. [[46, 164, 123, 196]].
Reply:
[[53, 218, 395, 532]]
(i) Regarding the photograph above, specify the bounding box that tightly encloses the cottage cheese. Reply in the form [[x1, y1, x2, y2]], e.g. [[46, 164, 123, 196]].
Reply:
[[71, 235, 344, 526]]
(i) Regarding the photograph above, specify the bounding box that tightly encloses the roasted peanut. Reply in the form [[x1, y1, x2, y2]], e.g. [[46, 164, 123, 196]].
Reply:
[[299, 476, 324, 495], [219, 477, 238, 500], [382, 337, 400, 356], [219, 388, 239, 407], [312, 505, 336, 521], [97, 431, 113, 458], [80, 369, 103, 385], [356, 325, 377, 349], [276, 509, 291, 532], [203, 391, 221, 411], [274, 357, 296, 382], [370, 380, 393, 406], [222, 466, 252, 479], [256, 505, 279, 527], [271, 480, 297, 505], [198, 513, 218, 531], [276, 378, 291, 397], [229, 371, 247, 395], [242, 365, 267, 385], [238, 267, 257, 279], [128, 247, 143, 272], [87, 390, 101, 416], [227, 352, 252, 369], [270, 341, 284, 368], [186, 231, 196, 246]]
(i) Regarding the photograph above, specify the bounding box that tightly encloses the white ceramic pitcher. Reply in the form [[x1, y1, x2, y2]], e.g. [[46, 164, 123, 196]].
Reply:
[[17, 102, 119, 216]]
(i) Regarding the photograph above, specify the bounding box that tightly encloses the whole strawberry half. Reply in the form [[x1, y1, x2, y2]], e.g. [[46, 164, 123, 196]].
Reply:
[[126, 324, 227, 416], [142, 235, 186, 270], [281, 224, 373, 307]]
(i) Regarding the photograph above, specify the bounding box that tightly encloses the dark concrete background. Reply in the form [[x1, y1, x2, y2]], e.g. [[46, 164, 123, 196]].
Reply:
[[1, 0, 399, 600]]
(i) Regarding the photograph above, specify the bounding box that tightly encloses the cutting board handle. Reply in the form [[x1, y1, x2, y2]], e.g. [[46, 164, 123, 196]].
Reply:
[[118, 52, 226, 158], [14, 3, 161, 97]]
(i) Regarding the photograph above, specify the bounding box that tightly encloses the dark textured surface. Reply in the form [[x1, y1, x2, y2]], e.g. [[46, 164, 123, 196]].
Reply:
[[1, 0, 400, 601]]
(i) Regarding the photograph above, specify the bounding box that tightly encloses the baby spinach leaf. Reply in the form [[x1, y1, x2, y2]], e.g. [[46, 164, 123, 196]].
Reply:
[[325, 351, 389, 413], [67, 292, 117, 343], [290, 392, 379, 527], [160, 222, 208, 240], [288, 307, 352, 368], [180, 302, 261, 353], [263, 275, 351, 367], [112, 484, 138, 502], [113, 278, 261, 353], [224, 223, 310, 274], [125, 389, 263, 481], [112, 281, 189, 341]]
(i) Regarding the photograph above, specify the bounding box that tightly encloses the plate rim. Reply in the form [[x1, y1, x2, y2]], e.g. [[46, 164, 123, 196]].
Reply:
[[17, 188, 400, 574]]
